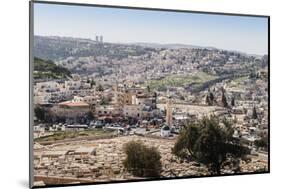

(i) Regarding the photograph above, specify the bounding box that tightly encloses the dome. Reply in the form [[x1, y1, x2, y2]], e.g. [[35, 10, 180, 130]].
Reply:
[[162, 124, 170, 131]]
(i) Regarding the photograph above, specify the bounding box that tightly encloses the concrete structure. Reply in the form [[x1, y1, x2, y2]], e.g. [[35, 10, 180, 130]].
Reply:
[[65, 80, 81, 90], [94, 105, 122, 117], [123, 105, 142, 118], [161, 124, 171, 137], [34, 81, 60, 93]]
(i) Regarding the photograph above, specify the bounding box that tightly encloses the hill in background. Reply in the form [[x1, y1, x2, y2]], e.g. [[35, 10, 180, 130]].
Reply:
[[34, 57, 71, 79]]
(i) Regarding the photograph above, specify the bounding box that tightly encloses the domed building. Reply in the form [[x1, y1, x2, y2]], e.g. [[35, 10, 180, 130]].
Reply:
[[161, 124, 171, 137]]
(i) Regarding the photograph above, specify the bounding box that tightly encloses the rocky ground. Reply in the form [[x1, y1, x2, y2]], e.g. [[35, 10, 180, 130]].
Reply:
[[33, 135, 268, 186]]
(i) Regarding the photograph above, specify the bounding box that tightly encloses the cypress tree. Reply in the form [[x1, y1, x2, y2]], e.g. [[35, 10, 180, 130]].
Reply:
[[252, 107, 258, 119], [221, 91, 228, 108]]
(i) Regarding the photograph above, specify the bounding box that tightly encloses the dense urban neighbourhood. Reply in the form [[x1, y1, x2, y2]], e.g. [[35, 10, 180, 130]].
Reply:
[[33, 36, 268, 187]]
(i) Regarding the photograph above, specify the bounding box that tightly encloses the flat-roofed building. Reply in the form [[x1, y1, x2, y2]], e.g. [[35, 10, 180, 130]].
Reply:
[[123, 104, 142, 118], [49, 100, 90, 123], [94, 105, 122, 117]]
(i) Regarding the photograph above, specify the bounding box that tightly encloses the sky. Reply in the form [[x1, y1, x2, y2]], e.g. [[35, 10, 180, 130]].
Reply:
[[34, 3, 268, 55]]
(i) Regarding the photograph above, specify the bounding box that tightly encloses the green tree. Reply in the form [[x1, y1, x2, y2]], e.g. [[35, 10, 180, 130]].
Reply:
[[231, 97, 235, 106], [179, 95, 185, 101], [205, 90, 215, 106], [34, 106, 45, 121], [90, 80, 96, 88], [172, 116, 249, 175], [96, 84, 104, 92], [249, 71, 257, 79], [147, 85, 150, 92], [172, 123, 199, 158], [123, 140, 162, 177], [209, 91, 214, 102], [221, 91, 228, 108], [252, 107, 258, 119], [254, 135, 268, 151]]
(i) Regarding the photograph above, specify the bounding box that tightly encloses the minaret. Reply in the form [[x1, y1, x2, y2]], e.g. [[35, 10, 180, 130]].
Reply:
[[166, 96, 173, 128]]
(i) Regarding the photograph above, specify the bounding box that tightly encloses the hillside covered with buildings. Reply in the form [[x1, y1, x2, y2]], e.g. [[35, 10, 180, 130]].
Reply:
[[32, 35, 268, 187]]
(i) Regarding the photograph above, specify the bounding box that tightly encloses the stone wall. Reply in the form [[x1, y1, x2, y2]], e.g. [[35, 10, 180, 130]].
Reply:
[[34, 175, 93, 185]]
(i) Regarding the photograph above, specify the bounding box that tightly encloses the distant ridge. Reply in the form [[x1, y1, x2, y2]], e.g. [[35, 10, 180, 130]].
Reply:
[[129, 42, 217, 50], [34, 35, 264, 57]]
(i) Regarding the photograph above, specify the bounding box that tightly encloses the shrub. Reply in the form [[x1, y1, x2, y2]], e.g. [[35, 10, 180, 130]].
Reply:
[[123, 140, 162, 177]]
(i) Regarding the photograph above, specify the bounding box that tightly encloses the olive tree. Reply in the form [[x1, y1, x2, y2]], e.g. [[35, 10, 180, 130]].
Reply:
[[172, 116, 249, 174]]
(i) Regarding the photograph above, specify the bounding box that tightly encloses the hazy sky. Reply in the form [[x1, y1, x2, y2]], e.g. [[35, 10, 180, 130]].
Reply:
[[34, 3, 268, 55]]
